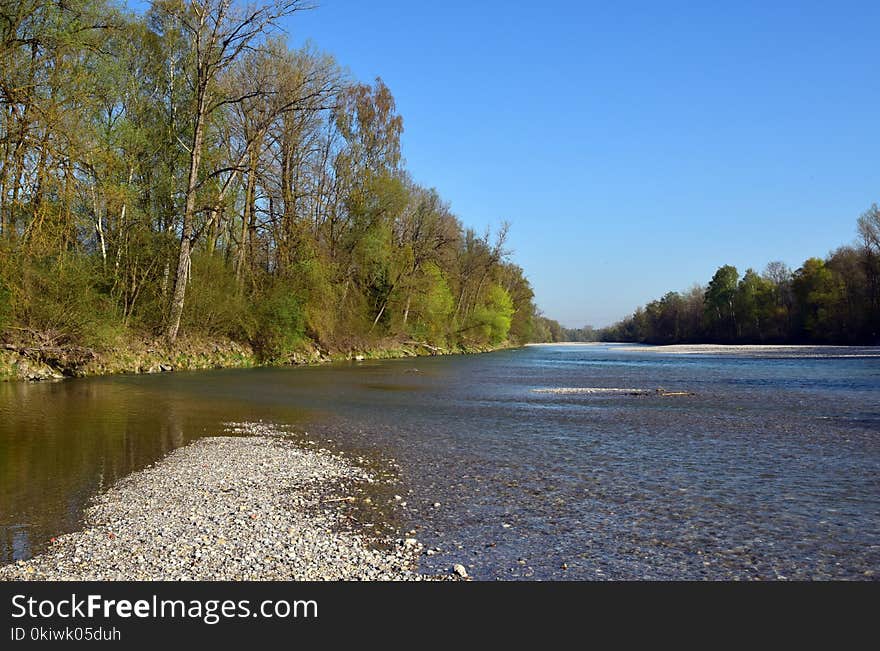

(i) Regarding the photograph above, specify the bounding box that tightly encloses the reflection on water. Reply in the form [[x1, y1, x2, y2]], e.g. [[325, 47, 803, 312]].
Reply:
[[1, 344, 878, 579], [0, 372, 312, 563]]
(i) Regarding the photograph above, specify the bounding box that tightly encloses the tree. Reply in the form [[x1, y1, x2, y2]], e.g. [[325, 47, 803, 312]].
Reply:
[[792, 258, 841, 341], [0, 0, 551, 359], [827, 246, 868, 342], [600, 212, 879, 345], [400, 262, 454, 344], [734, 269, 774, 341], [469, 283, 514, 345], [704, 265, 739, 340], [155, 0, 309, 344]]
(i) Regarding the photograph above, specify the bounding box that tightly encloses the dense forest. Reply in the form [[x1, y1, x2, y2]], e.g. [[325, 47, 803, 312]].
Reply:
[[0, 0, 542, 364], [592, 209, 880, 345]]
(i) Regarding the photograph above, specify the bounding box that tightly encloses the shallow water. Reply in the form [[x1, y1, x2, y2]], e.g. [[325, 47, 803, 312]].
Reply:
[[1, 343, 878, 579]]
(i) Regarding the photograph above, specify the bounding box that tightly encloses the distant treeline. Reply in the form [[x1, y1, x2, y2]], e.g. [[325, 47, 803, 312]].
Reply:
[[595, 208, 880, 345], [532, 321, 599, 343], [0, 0, 541, 358]]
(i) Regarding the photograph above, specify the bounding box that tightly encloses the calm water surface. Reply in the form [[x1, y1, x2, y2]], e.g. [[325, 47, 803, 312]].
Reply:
[[1, 343, 878, 579]]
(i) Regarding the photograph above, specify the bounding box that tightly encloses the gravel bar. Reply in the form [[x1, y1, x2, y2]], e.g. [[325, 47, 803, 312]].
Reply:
[[0, 423, 443, 581]]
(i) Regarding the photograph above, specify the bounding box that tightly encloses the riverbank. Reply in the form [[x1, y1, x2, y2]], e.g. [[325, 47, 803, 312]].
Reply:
[[0, 335, 512, 382], [0, 424, 448, 581], [614, 343, 880, 357], [526, 342, 880, 357]]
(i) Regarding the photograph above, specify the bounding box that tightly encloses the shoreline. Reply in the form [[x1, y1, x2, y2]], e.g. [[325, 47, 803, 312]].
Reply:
[[527, 342, 880, 356], [0, 424, 453, 581], [1, 337, 517, 382]]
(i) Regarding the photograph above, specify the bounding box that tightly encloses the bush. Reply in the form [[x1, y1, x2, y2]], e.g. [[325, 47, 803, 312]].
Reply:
[[0, 244, 11, 333], [286, 256, 337, 343], [180, 253, 255, 340], [251, 282, 306, 360], [14, 255, 122, 347], [0, 277, 10, 333], [114, 227, 178, 333]]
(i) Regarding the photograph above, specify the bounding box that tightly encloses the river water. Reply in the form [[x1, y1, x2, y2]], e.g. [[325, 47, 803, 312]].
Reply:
[[1, 343, 878, 579]]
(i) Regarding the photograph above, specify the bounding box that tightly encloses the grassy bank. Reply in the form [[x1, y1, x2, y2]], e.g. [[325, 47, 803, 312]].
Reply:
[[0, 335, 514, 382]]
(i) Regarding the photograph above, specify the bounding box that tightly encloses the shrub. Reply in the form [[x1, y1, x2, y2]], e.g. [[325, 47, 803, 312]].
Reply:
[[180, 253, 255, 340], [286, 256, 337, 343], [251, 282, 306, 360], [14, 255, 122, 348], [0, 277, 10, 333]]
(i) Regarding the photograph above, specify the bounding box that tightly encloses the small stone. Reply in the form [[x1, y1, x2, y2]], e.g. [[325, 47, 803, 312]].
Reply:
[[453, 564, 468, 579], [0, 426, 434, 582]]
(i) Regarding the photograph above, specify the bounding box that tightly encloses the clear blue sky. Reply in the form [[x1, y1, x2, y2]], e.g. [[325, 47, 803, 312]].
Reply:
[[277, 0, 880, 327], [140, 0, 880, 327]]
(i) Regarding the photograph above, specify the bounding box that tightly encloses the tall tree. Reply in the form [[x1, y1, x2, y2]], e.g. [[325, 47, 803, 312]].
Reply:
[[704, 265, 739, 340], [154, 0, 308, 344]]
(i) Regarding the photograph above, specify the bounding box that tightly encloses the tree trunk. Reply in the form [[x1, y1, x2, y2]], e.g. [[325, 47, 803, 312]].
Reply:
[[403, 293, 411, 325], [205, 207, 219, 256], [235, 157, 257, 283], [166, 88, 207, 345]]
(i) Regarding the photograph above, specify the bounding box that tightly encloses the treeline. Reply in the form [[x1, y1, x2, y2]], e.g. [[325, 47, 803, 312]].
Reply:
[[0, 0, 541, 359], [532, 319, 598, 343], [601, 208, 880, 345]]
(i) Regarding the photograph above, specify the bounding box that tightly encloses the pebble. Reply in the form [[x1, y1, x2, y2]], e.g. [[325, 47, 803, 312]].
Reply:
[[0, 424, 456, 582]]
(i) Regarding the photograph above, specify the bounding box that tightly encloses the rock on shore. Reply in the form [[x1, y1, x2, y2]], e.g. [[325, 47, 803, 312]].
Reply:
[[0, 426, 436, 581]]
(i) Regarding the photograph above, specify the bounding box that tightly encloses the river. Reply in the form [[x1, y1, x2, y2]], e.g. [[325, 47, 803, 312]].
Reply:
[[1, 343, 878, 579]]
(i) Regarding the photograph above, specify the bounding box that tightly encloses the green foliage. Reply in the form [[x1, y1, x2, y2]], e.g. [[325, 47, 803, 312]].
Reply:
[[0, 244, 11, 332], [404, 263, 454, 344], [181, 254, 255, 340], [601, 209, 880, 345], [286, 257, 338, 343], [14, 255, 122, 347], [704, 265, 739, 340], [251, 283, 306, 360], [179, 256, 306, 359], [500, 263, 537, 344], [531, 316, 555, 343], [0, 278, 10, 333], [734, 269, 775, 340], [0, 0, 546, 358], [470, 284, 514, 345], [792, 258, 841, 341], [530, 318, 599, 343]]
